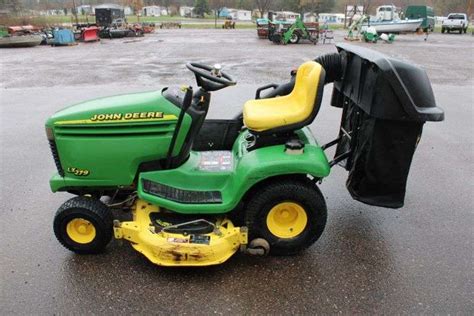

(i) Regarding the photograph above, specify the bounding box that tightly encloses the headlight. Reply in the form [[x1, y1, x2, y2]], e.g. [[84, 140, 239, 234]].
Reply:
[[45, 126, 54, 140]]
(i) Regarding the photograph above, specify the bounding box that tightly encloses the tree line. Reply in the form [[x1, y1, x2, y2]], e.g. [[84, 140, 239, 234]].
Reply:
[[2, 0, 472, 16]]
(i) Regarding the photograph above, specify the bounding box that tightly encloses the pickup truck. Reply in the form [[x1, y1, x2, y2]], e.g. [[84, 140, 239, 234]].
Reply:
[[442, 13, 469, 34]]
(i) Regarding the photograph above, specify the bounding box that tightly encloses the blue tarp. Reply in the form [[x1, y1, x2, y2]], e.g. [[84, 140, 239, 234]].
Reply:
[[52, 29, 75, 45]]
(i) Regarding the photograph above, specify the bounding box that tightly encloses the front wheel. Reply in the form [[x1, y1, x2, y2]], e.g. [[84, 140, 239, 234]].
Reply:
[[53, 196, 113, 254], [245, 179, 327, 255], [288, 32, 300, 44]]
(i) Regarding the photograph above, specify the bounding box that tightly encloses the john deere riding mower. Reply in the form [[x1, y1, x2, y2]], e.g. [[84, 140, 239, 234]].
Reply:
[[46, 44, 444, 267]]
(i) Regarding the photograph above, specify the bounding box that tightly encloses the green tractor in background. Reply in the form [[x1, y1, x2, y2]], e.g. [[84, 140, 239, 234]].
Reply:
[[345, 15, 395, 43], [268, 15, 319, 45], [46, 44, 443, 267]]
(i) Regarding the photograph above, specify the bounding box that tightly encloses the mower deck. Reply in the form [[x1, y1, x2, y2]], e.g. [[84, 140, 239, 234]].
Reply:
[[113, 199, 248, 266]]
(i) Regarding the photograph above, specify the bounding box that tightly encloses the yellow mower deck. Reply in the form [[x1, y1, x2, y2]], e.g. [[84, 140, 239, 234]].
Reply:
[[113, 200, 248, 266]]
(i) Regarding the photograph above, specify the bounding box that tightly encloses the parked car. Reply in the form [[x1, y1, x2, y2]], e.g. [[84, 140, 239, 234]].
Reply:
[[442, 13, 469, 34]]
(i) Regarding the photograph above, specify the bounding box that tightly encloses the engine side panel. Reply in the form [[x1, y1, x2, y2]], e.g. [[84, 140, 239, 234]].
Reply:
[[47, 90, 191, 191]]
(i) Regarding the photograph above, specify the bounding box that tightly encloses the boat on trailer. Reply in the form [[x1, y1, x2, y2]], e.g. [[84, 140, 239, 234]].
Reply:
[[0, 34, 43, 48], [361, 19, 423, 33], [0, 26, 43, 48], [361, 5, 423, 33]]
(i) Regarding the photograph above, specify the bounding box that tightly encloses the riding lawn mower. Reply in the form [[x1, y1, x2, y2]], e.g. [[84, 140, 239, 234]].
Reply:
[[46, 44, 444, 267]]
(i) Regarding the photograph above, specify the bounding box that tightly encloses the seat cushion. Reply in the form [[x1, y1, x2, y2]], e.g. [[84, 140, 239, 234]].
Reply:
[[243, 61, 323, 132]]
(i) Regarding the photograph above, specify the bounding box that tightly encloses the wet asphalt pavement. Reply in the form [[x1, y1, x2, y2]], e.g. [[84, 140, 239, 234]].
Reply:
[[0, 29, 473, 314]]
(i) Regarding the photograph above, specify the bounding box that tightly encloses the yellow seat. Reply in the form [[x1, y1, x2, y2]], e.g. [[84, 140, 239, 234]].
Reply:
[[243, 61, 324, 132]]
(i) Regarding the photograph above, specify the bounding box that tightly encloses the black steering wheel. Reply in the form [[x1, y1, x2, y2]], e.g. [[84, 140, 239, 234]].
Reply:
[[186, 62, 236, 92]]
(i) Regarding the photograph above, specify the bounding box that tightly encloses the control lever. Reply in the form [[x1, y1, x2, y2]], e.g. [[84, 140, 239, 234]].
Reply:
[[166, 86, 193, 168]]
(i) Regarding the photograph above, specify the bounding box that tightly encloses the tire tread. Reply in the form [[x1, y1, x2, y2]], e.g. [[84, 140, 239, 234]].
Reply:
[[53, 196, 113, 254], [245, 178, 327, 255]]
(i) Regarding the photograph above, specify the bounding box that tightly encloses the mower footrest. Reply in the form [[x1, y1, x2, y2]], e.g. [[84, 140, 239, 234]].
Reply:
[[113, 200, 247, 266]]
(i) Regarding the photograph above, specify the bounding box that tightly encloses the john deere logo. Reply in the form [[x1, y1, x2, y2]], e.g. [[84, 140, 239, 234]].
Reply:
[[90, 112, 164, 121]]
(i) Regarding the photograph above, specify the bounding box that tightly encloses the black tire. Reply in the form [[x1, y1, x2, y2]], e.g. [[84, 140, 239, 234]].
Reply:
[[245, 179, 327, 256], [53, 196, 113, 254], [271, 34, 282, 44], [441, 28, 445, 33], [289, 32, 300, 44]]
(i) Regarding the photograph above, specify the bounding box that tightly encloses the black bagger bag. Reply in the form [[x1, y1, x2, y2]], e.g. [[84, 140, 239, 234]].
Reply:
[[331, 44, 444, 208]]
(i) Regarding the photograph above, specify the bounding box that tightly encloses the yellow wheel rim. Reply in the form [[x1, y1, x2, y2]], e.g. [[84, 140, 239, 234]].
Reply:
[[266, 202, 308, 239], [66, 218, 96, 244]]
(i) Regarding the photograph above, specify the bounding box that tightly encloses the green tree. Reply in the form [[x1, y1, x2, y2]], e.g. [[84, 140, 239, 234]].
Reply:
[[275, 0, 334, 13], [160, 0, 173, 15], [237, 0, 253, 9], [194, 0, 210, 17], [0, 0, 23, 14], [255, 0, 274, 17]]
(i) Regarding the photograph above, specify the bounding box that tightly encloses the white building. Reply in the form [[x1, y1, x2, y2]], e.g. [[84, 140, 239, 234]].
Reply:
[[228, 9, 252, 21], [304, 12, 317, 22], [123, 6, 133, 15], [319, 13, 345, 24], [274, 11, 300, 23], [76, 5, 92, 15], [180, 6, 194, 17], [142, 6, 163, 17]]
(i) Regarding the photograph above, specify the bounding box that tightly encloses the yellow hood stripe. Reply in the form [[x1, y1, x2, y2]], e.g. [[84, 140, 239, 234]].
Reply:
[[55, 115, 178, 126]]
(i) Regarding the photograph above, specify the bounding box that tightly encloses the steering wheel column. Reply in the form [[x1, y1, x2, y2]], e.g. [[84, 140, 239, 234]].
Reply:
[[186, 63, 237, 92]]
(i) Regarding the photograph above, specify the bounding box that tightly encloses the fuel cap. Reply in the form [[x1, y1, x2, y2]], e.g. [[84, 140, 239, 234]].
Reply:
[[285, 139, 304, 154]]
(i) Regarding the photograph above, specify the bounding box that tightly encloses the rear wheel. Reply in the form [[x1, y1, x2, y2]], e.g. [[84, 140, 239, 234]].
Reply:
[[53, 196, 113, 254], [245, 179, 327, 255]]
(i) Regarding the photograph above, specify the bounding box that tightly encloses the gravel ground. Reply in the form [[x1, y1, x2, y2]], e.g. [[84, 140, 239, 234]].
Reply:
[[0, 29, 473, 315], [1, 29, 473, 89]]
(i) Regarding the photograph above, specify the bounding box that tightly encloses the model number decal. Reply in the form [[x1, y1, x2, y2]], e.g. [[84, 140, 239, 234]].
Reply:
[[90, 112, 164, 122], [67, 167, 90, 176]]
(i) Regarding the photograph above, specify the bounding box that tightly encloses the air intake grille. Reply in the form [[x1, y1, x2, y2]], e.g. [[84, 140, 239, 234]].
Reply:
[[142, 179, 222, 204], [48, 139, 64, 176]]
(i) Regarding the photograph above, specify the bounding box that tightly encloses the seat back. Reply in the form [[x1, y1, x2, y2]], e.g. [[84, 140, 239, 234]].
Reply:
[[288, 61, 323, 123], [243, 61, 325, 134]]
